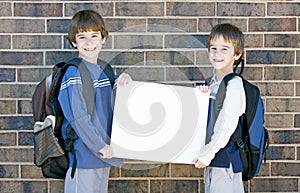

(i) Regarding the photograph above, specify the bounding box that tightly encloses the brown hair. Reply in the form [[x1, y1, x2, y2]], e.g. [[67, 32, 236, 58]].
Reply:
[[208, 23, 244, 62], [68, 10, 108, 46]]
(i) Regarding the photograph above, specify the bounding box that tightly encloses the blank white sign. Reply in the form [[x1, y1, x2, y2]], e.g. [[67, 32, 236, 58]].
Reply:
[[111, 81, 209, 164]]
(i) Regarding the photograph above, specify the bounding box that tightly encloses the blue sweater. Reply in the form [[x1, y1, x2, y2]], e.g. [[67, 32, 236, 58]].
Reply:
[[206, 91, 243, 173], [58, 58, 123, 169]]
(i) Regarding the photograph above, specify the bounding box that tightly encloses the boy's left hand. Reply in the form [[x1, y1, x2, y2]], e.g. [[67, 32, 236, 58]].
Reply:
[[117, 73, 132, 86], [193, 158, 207, 169]]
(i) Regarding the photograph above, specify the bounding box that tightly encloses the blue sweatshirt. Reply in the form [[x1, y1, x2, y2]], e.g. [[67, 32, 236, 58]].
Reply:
[[58, 58, 123, 169]]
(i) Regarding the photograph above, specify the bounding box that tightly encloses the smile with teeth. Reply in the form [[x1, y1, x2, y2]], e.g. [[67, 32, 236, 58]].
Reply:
[[214, 58, 224, 62], [84, 47, 96, 51]]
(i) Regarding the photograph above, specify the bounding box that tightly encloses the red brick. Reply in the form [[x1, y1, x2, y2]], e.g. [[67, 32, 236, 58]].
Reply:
[[17, 68, 52, 82], [0, 165, 18, 178], [65, 3, 113, 17], [0, 19, 45, 33], [109, 166, 121, 178], [109, 180, 148, 193], [198, 18, 247, 32], [19, 132, 34, 146], [0, 100, 16, 114], [21, 165, 44, 179], [116, 2, 163, 16], [0, 2, 12, 16], [245, 34, 263, 48], [121, 163, 169, 177], [18, 100, 32, 115], [0, 133, 17, 146], [0, 84, 35, 98], [257, 83, 294, 97], [167, 2, 215, 16], [294, 114, 300, 128], [150, 180, 199, 193], [250, 178, 298, 192], [249, 18, 296, 32], [45, 51, 78, 66], [120, 67, 164, 82], [217, 3, 265, 16], [0, 35, 10, 49], [268, 3, 300, 16], [247, 51, 294, 65], [265, 66, 300, 80], [49, 181, 64, 193], [105, 18, 146, 32], [0, 52, 43, 66], [267, 146, 295, 160], [47, 19, 70, 33], [98, 51, 145, 67], [114, 35, 163, 49], [166, 66, 206, 81], [171, 163, 204, 177], [165, 35, 208, 49], [268, 130, 300, 144], [149, 19, 197, 33], [271, 162, 300, 176], [241, 67, 263, 81], [0, 181, 47, 193], [265, 114, 293, 128], [0, 148, 33, 162], [256, 162, 270, 177], [146, 51, 194, 66], [266, 99, 300, 112], [265, 34, 300, 48], [0, 68, 15, 82], [296, 82, 300, 96], [13, 35, 61, 49], [14, 3, 62, 17]]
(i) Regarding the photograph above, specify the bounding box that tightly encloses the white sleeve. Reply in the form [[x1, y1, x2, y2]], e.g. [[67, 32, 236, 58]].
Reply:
[[197, 77, 246, 165]]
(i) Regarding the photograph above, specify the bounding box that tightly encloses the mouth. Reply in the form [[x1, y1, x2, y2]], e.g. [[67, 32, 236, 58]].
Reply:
[[213, 58, 224, 63], [84, 47, 96, 51]]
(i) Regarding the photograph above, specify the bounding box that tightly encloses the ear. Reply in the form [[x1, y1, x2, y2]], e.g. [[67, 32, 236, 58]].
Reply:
[[234, 53, 242, 61], [101, 37, 106, 44], [71, 41, 77, 48]]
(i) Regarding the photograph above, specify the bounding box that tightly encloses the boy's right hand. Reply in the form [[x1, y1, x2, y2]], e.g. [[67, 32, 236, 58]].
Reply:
[[196, 85, 211, 93], [99, 144, 113, 159]]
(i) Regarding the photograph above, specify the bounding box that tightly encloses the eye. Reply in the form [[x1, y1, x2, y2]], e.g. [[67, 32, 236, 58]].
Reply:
[[91, 33, 101, 38]]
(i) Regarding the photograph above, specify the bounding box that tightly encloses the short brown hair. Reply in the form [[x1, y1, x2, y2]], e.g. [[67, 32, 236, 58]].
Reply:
[[68, 10, 108, 45], [208, 23, 244, 59]]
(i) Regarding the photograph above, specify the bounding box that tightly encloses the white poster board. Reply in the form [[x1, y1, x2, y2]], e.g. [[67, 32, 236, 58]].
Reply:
[[111, 81, 209, 164]]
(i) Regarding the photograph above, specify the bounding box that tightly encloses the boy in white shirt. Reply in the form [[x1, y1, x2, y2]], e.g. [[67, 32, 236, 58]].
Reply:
[[193, 23, 246, 193]]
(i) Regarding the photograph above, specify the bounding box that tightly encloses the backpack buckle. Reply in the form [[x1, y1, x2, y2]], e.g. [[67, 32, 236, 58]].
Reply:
[[236, 139, 245, 149]]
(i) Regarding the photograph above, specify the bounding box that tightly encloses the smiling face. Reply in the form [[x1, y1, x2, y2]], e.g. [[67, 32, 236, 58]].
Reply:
[[72, 31, 105, 64], [208, 35, 242, 76]]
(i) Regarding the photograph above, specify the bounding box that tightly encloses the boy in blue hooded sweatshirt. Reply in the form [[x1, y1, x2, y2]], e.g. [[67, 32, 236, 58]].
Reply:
[[58, 10, 131, 193]]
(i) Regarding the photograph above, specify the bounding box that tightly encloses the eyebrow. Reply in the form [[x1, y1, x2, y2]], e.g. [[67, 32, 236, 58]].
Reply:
[[77, 32, 100, 36], [210, 43, 231, 49]]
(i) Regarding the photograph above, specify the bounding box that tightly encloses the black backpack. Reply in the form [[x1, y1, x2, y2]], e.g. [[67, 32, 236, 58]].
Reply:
[[210, 61, 269, 181], [32, 58, 115, 179]]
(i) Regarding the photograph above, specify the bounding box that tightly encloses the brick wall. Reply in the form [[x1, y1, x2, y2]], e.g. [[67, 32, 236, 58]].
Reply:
[[0, 0, 299, 193]]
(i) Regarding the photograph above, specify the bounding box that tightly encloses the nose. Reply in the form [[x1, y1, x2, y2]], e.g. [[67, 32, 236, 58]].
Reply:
[[85, 37, 93, 44], [211, 49, 220, 56]]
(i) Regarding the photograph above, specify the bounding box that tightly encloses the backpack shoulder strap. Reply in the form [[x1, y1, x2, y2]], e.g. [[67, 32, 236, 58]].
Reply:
[[214, 73, 244, 146], [64, 58, 95, 115], [98, 59, 115, 88], [214, 73, 236, 117]]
